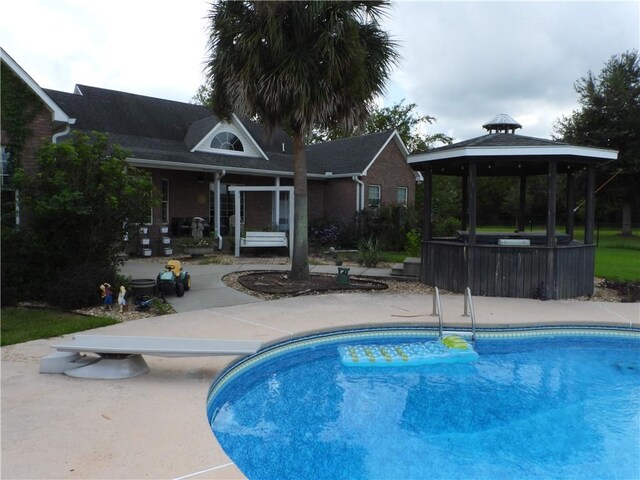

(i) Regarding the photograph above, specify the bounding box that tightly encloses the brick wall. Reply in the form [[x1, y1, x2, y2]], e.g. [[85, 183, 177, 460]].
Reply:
[[364, 140, 415, 207], [323, 178, 357, 223]]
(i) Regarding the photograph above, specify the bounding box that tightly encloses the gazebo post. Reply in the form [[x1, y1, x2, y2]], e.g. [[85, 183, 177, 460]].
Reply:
[[518, 175, 527, 231], [545, 160, 557, 298], [461, 169, 468, 231], [423, 169, 433, 241], [585, 165, 596, 244], [566, 171, 575, 239], [468, 160, 477, 246], [546, 160, 557, 247]]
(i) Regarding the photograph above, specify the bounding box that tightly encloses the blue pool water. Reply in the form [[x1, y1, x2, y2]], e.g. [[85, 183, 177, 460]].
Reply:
[[207, 329, 640, 480]]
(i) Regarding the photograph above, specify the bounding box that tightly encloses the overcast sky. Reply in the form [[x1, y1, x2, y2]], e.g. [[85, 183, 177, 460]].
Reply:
[[2, 1, 638, 143]]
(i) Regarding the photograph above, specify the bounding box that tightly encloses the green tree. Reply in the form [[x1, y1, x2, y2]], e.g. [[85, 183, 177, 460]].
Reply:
[[3, 132, 155, 307], [206, 1, 398, 280], [553, 50, 640, 235], [312, 99, 452, 154]]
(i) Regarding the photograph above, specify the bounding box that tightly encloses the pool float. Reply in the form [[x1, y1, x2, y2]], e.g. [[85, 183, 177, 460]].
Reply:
[[338, 335, 478, 367]]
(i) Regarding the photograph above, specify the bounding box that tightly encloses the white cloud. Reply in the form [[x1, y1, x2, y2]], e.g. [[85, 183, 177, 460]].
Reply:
[[382, 1, 640, 141], [1, 0, 638, 142]]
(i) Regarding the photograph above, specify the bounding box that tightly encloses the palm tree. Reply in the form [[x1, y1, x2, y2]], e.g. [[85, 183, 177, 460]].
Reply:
[[206, 1, 398, 280]]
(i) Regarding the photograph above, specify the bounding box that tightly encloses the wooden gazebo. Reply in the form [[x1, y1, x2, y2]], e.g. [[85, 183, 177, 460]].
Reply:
[[409, 114, 617, 299]]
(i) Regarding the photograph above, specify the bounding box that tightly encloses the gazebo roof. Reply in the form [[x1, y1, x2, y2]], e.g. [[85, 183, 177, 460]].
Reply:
[[408, 132, 617, 176]]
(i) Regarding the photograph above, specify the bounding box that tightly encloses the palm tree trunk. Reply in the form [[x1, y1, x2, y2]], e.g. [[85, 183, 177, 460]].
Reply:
[[290, 132, 310, 280]]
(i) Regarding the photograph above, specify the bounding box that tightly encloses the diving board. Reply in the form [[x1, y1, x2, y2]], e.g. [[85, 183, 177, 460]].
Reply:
[[40, 335, 262, 379]]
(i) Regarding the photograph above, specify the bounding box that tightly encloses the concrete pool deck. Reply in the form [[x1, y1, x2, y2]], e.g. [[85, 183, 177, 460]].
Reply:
[[2, 261, 639, 479]]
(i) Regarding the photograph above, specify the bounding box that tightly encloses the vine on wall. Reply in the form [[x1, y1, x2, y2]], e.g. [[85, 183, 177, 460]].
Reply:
[[1, 66, 43, 170]]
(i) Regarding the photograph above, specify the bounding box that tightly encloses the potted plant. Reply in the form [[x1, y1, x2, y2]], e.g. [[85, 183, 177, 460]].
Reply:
[[180, 238, 213, 257]]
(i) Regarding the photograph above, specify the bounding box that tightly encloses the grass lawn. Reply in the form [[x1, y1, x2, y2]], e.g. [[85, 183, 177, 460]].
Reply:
[[1, 307, 119, 347], [575, 229, 640, 281]]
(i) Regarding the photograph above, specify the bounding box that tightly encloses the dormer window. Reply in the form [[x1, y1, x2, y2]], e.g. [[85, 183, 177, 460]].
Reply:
[[210, 132, 244, 151]]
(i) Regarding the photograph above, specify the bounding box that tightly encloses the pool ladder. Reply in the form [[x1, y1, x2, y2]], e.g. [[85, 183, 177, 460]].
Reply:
[[432, 286, 477, 342]]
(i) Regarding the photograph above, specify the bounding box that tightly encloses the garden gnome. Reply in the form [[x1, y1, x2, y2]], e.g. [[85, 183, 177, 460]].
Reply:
[[118, 286, 127, 313], [100, 283, 113, 310]]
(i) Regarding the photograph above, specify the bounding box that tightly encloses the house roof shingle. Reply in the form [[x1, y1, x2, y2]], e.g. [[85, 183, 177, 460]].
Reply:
[[43, 84, 405, 178]]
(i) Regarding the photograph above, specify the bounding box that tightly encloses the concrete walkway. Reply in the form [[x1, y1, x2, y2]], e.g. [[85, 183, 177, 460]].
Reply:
[[1, 259, 638, 479], [121, 258, 396, 313]]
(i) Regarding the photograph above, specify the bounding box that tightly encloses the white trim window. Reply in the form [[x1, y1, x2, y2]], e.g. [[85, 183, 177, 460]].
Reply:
[[368, 185, 381, 209], [396, 186, 408, 206], [210, 132, 244, 152]]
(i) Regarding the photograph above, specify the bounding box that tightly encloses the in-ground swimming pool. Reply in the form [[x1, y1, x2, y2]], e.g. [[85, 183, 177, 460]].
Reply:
[[207, 327, 640, 480]]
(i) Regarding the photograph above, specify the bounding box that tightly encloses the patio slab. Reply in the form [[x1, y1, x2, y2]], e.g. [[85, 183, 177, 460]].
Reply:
[[2, 263, 638, 479]]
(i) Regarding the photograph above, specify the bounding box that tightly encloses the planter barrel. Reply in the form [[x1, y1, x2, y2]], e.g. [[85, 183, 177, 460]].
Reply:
[[129, 278, 156, 297]]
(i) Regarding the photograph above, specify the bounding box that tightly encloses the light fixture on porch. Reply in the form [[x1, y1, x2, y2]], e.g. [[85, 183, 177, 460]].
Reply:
[[197, 174, 204, 184]]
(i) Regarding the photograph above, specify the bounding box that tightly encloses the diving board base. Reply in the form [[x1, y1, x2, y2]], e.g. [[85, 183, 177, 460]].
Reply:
[[63, 354, 149, 379], [39, 351, 100, 374]]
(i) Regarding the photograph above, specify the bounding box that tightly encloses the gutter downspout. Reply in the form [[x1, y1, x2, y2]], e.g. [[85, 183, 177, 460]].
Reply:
[[353, 176, 365, 212], [51, 119, 75, 144], [214, 170, 226, 250]]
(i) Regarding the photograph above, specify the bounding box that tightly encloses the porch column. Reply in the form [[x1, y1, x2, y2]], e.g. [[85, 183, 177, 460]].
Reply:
[[233, 189, 241, 257], [274, 177, 280, 231], [585, 164, 596, 244]]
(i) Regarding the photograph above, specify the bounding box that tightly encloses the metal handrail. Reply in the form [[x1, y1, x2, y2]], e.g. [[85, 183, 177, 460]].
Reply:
[[463, 287, 477, 341], [433, 287, 444, 337], [433, 286, 476, 341]]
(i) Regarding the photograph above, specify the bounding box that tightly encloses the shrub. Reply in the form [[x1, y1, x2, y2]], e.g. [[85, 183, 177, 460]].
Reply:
[[1, 229, 52, 306], [358, 237, 384, 267], [309, 219, 340, 247], [433, 216, 460, 237], [44, 263, 122, 310], [405, 229, 422, 257]]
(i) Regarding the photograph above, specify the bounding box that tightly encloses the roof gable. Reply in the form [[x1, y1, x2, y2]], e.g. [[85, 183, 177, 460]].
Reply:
[[190, 114, 268, 159], [1, 48, 72, 124], [306, 130, 408, 176]]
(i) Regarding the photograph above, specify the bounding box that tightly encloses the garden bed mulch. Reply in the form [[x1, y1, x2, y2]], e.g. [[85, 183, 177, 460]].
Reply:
[[236, 271, 388, 296]]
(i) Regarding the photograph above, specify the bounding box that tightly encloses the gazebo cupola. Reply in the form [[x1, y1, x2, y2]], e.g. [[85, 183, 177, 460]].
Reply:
[[482, 113, 522, 134]]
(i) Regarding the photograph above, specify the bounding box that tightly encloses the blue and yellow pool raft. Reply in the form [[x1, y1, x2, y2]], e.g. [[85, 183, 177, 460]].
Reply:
[[338, 335, 478, 367]]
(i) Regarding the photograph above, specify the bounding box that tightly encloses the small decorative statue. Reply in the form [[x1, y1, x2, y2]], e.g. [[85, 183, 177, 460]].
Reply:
[[118, 286, 127, 313], [100, 283, 113, 310], [191, 216, 205, 240]]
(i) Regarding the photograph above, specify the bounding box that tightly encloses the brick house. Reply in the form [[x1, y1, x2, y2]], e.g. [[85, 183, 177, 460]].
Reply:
[[2, 49, 417, 255]]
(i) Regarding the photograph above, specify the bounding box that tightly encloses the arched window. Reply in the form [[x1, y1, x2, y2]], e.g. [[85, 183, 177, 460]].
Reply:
[[210, 132, 244, 151]]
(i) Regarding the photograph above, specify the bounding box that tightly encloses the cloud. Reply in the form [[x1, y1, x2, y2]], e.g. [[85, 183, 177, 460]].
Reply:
[[1, 0, 638, 143], [382, 1, 640, 141]]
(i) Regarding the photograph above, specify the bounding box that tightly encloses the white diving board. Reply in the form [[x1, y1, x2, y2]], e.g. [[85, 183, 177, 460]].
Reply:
[[40, 335, 263, 379]]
